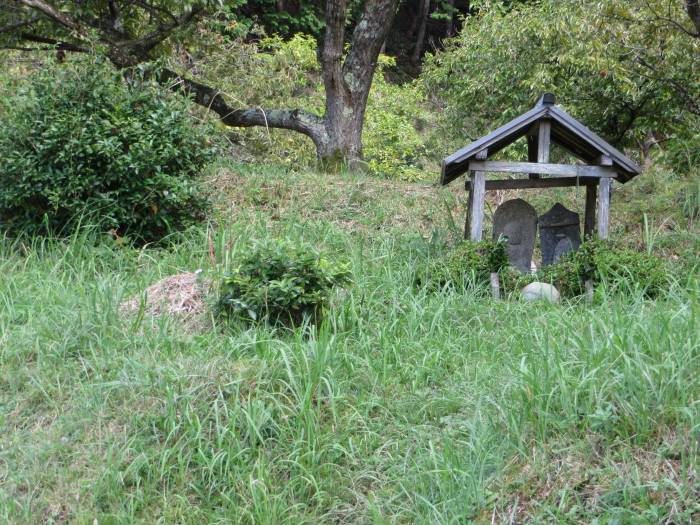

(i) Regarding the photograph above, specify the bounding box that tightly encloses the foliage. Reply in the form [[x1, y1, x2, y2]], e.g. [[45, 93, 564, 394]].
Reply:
[[217, 238, 351, 324], [0, 59, 214, 243], [195, 34, 430, 179], [419, 237, 671, 300], [0, 1, 216, 65], [419, 238, 510, 290], [422, 0, 700, 162], [364, 55, 429, 180], [536, 239, 670, 298]]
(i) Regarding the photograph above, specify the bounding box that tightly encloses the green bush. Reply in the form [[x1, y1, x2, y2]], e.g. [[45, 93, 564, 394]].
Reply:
[[217, 239, 351, 325], [536, 239, 671, 299], [421, 238, 671, 299], [419, 238, 510, 290], [0, 60, 215, 243], [363, 56, 429, 181]]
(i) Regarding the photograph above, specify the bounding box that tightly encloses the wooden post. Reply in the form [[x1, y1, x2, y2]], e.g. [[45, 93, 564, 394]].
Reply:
[[490, 272, 501, 300], [469, 171, 486, 241], [527, 133, 538, 178], [537, 120, 551, 164], [585, 279, 594, 303], [584, 182, 597, 239], [526, 121, 551, 179], [597, 177, 612, 239], [464, 176, 474, 239]]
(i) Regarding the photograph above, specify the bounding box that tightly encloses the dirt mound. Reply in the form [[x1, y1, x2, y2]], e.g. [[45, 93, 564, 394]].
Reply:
[[119, 272, 213, 331]]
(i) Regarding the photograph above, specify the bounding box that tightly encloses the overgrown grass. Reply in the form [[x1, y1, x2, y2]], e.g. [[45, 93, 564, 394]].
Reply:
[[1, 168, 699, 523]]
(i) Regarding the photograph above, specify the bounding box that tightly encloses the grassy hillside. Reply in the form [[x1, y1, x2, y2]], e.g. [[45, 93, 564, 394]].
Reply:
[[1, 164, 699, 524]]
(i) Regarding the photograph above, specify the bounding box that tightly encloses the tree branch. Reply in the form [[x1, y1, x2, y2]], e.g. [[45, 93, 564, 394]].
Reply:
[[17, 0, 83, 32], [19, 32, 88, 52], [343, 0, 398, 97], [124, 5, 204, 58], [158, 69, 327, 144], [321, 0, 348, 102], [0, 16, 40, 34]]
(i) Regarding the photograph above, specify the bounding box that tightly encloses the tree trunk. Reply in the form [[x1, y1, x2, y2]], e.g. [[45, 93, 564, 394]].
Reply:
[[411, 0, 430, 64], [318, 0, 398, 167], [444, 0, 455, 38], [688, 0, 700, 36]]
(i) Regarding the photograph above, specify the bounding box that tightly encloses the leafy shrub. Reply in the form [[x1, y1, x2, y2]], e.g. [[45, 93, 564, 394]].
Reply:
[[422, 0, 698, 156], [0, 60, 215, 243], [363, 56, 429, 181], [419, 238, 510, 290], [536, 239, 670, 298], [217, 239, 351, 325], [420, 238, 670, 299]]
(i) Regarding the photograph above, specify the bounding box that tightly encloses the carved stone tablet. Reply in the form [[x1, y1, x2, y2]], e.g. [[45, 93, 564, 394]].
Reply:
[[539, 203, 581, 266], [492, 198, 538, 274]]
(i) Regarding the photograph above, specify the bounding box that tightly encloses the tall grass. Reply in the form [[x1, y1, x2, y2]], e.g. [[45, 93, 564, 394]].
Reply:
[[1, 219, 698, 524]]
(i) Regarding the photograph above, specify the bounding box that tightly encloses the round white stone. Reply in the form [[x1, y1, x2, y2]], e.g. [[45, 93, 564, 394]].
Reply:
[[521, 282, 561, 303]]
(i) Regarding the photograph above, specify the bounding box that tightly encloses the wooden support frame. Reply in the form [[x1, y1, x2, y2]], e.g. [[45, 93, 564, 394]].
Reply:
[[597, 177, 612, 239], [468, 161, 617, 178], [485, 177, 598, 191], [463, 153, 619, 241], [526, 120, 551, 180], [584, 182, 598, 238], [466, 171, 486, 241]]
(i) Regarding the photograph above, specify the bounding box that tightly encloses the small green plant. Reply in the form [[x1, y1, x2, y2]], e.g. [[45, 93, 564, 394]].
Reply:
[[217, 239, 351, 325], [0, 59, 215, 243]]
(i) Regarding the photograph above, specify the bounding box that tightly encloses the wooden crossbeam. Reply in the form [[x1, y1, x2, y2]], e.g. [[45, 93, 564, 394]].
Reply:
[[484, 177, 598, 190], [468, 161, 617, 178]]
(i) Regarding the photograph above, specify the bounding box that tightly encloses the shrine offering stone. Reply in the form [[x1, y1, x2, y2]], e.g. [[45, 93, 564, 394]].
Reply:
[[539, 203, 582, 266], [521, 282, 561, 303], [493, 198, 538, 274]]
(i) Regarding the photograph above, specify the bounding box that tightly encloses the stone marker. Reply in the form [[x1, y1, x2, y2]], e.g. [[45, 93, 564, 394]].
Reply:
[[521, 282, 561, 303], [539, 203, 582, 266], [492, 198, 538, 273]]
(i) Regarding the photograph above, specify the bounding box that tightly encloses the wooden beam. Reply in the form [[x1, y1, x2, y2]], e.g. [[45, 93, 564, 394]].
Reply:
[[584, 182, 597, 238], [596, 154, 613, 166], [468, 161, 617, 178], [469, 172, 486, 241], [485, 177, 598, 191], [537, 120, 551, 163], [527, 133, 538, 179], [475, 148, 488, 160], [597, 177, 612, 239]]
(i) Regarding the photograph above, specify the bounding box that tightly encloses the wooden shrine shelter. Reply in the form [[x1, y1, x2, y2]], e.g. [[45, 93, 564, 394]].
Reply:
[[440, 94, 641, 240]]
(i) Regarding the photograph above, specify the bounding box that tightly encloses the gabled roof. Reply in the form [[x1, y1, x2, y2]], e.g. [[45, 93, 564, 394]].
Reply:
[[441, 94, 641, 185]]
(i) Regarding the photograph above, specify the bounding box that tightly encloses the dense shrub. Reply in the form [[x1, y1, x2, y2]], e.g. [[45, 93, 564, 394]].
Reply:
[[0, 60, 215, 243], [217, 239, 351, 325], [421, 238, 671, 299], [537, 239, 671, 299], [419, 238, 510, 290], [422, 0, 699, 158]]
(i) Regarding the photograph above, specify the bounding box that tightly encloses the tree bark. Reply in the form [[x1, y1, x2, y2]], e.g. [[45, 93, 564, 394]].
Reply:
[[317, 0, 398, 167], [688, 0, 700, 36], [444, 0, 455, 38], [411, 0, 430, 64]]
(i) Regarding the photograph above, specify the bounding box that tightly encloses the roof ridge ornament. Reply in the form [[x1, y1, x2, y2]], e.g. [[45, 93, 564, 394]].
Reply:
[[537, 93, 556, 106]]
